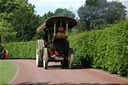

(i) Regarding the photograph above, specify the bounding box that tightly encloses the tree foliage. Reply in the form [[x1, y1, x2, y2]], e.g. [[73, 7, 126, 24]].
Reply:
[[41, 11, 54, 22], [41, 8, 75, 22], [11, 4, 41, 41], [55, 8, 75, 18], [0, 20, 16, 43], [0, 0, 17, 21], [0, 0, 41, 42], [104, 1, 126, 24], [78, 0, 126, 31]]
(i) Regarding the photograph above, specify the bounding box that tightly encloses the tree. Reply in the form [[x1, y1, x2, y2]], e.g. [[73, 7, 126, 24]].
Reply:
[[78, 0, 107, 31], [54, 8, 63, 15], [41, 11, 54, 22], [77, 0, 126, 31], [0, 0, 18, 42], [11, 3, 41, 41], [55, 8, 75, 18], [0, 20, 16, 43], [0, 0, 41, 41], [104, 1, 126, 24], [0, 0, 17, 22], [41, 8, 75, 22]]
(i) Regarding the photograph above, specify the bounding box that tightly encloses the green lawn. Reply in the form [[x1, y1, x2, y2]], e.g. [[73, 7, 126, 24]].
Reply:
[[0, 61, 17, 85]]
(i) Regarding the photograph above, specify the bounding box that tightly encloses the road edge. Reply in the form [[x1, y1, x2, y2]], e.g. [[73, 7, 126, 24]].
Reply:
[[91, 69, 128, 82], [8, 62, 19, 84]]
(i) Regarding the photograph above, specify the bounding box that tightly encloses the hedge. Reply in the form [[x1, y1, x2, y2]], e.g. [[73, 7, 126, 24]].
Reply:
[[3, 41, 36, 59], [68, 20, 128, 76]]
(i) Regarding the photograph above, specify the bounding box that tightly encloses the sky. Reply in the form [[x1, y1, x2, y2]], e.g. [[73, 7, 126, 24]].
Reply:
[[28, 0, 128, 17]]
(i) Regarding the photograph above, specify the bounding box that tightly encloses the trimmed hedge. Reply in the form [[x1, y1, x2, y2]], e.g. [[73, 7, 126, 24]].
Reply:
[[3, 41, 36, 59], [68, 20, 128, 76]]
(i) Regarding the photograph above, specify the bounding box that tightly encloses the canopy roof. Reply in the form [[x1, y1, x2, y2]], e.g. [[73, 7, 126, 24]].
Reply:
[[37, 16, 77, 33]]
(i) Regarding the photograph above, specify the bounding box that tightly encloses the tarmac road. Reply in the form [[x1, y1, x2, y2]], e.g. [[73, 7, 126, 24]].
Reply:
[[5, 59, 128, 85]]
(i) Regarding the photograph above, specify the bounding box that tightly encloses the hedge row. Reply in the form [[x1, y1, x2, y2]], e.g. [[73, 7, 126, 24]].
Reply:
[[3, 41, 36, 59], [68, 20, 128, 76]]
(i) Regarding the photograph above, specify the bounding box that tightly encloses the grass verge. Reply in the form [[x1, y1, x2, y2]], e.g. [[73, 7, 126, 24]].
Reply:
[[0, 61, 17, 85]]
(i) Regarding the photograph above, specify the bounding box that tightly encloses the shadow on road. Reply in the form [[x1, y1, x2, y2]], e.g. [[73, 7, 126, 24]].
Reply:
[[47, 64, 89, 70], [7, 82, 128, 85]]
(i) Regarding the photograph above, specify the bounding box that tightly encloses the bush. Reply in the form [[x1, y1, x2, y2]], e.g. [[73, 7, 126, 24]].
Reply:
[[3, 41, 36, 59], [68, 20, 128, 76]]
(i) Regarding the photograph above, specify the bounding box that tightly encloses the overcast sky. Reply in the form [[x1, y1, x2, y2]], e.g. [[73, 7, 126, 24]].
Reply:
[[28, 0, 128, 16]]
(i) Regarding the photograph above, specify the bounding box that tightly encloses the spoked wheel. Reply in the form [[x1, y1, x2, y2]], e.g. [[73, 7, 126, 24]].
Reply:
[[36, 40, 44, 67], [43, 48, 48, 69], [68, 48, 74, 69]]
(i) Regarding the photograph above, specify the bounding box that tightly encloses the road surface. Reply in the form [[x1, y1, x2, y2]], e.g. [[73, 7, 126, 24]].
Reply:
[[5, 60, 128, 85]]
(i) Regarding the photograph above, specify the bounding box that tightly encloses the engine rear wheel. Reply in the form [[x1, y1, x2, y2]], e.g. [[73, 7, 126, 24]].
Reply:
[[43, 48, 48, 69], [36, 40, 44, 67]]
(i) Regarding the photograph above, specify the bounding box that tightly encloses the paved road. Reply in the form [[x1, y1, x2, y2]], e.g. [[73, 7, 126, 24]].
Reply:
[[6, 60, 128, 85]]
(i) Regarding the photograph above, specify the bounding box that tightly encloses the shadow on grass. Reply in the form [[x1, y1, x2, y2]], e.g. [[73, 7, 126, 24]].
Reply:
[[7, 82, 128, 85]]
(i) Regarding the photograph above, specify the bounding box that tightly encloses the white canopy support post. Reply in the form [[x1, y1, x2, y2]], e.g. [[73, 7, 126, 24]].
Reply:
[[54, 23, 56, 36], [60, 21, 62, 27], [66, 23, 68, 36]]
